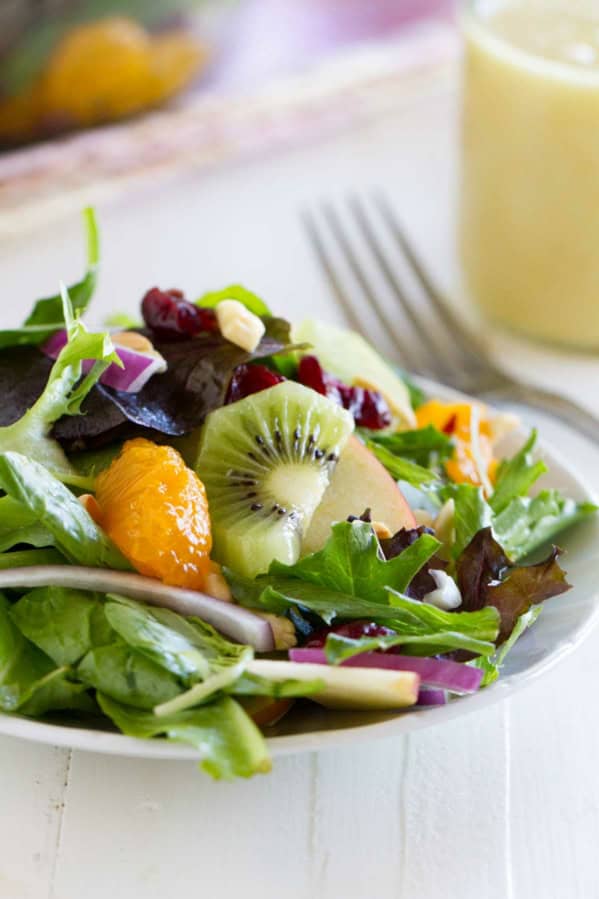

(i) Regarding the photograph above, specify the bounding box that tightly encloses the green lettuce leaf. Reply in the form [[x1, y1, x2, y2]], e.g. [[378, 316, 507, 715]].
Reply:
[[97, 693, 271, 780], [366, 441, 442, 489], [441, 483, 493, 559], [472, 605, 542, 686], [366, 425, 453, 468], [196, 284, 272, 317], [0, 209, 99, 350], [493, 490, 597, 562], [489, 431, 547, 515], [269, 520, 441, 604], [0, 453, 128, 569]]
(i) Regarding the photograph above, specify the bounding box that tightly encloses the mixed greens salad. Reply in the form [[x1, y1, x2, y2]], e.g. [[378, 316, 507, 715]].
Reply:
[[0, 209, 595, 780]]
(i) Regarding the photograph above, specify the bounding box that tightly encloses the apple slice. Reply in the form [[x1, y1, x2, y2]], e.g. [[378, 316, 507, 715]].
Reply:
[[248, 660, 419, 710], [302, 435, 416, 554]]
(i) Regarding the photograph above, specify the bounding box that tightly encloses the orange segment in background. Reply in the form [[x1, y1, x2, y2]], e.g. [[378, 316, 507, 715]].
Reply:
[[416, 400, 497, 489], [95, 438, 213, 590]]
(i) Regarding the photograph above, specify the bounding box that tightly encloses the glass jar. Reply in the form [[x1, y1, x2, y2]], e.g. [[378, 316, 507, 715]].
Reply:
[[459, 0, 599, 349], [0, 0, 239, 147]]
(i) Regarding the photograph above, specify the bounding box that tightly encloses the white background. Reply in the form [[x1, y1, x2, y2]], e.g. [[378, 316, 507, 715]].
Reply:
[[1, 71, 599, 899]]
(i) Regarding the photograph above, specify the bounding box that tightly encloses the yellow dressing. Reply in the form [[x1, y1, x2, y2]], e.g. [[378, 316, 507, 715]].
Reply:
[[459, 1, 599, 347]]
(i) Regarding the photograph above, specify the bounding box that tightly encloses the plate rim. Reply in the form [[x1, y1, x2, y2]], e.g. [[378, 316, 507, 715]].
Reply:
[[1, 380, 598, 762]]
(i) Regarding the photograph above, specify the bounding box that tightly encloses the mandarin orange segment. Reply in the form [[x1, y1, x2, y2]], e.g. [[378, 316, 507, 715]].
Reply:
[[95, 438, 212, 590], [415, 399, 497, 489]]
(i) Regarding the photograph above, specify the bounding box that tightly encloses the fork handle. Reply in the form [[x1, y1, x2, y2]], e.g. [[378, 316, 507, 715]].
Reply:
[[483, 381, 599, 445]]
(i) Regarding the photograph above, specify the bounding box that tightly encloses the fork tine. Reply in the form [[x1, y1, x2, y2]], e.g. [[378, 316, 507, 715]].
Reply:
[[317, 203, 429, 374], [301, 210, 364, 335], [373, 192, 487, 366], [347, 195, 461, 379]]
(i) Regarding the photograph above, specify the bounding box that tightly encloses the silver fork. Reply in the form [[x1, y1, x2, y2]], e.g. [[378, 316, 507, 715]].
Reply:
[[302, 194, 599, 444]]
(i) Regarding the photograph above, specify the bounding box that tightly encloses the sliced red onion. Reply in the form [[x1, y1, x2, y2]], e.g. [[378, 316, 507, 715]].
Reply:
[[416, 688, 447, 707], [42, 330, 166, 393], [289, 648, 483, 694], [0, 566, 274, 652]]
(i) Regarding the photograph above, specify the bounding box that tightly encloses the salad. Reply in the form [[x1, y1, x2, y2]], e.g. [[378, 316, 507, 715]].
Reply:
[[0, 209, 594, 780]]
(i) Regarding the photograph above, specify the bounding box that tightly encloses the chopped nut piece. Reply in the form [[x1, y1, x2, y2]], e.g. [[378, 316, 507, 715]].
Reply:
[[371, 520, 393, 540], [204, 564, 232, 603], [112, 331, 154, 354], [216, 300, 265, 352], [256, 612, 297, 650]]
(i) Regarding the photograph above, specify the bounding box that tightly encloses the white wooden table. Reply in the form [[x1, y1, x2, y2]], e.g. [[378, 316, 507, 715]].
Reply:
[[1, 69, 599, 899]]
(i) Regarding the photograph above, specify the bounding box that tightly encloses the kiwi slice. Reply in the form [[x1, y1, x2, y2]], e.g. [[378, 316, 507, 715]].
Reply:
[[197, 381, 354, 578]]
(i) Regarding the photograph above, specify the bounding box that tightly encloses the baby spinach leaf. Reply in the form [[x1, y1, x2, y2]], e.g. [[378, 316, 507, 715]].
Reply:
[[97, 693, 271, 780], [0, 594, 92, 715], [104, 596, 212, 683], [10, 586, 112, 666], [78, 644, 181, 710], [0, 452, 128, 569], [0, 548, 65, 569]]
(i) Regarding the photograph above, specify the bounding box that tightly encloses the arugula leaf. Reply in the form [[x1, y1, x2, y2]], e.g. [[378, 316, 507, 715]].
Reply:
[[268, 521, 440, 604], [196, 284, 272, 317], [493, 490, 597, 561], [366, 441, 442, 488], [489, 431, 547, 515], [78, 644, 181, 710], [0, 453, 128, 569], [10, 587, 112, 666], [97, 693, 271, 780], [0, 209, 99, 350], [366, 426, 453, 468], [0, 286, 119, 474]]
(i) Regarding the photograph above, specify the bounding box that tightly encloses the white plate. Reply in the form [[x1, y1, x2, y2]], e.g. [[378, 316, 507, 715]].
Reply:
[[0, 386, 597, 762]]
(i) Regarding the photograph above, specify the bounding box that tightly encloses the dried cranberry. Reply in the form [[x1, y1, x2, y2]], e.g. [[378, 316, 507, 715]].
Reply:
[[297, 354, 391, 429], [305, 620, 396, 648], [141, 287, 218, 339], [227, 364, 284, 403], [297, 356, 328, 395]]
